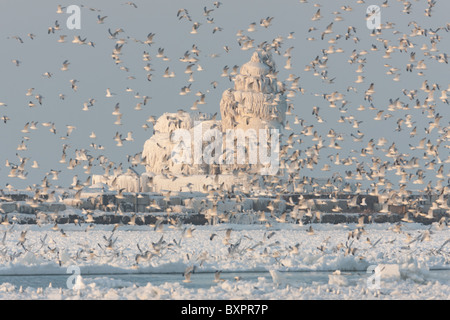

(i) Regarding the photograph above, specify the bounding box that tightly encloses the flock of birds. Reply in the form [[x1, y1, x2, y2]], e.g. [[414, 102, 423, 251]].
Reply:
[[0, 0, 448, 258], [0, 1, 447, 196], [0, 207, 449, 286]]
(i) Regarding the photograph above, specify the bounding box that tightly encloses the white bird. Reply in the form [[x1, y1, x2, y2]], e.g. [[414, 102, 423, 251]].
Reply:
[[124, 2, 138, 8], [311, 9, 322, 21], [247, 22, 256, 32], [284, 56, 292, 70], [72, 35, 86, 44], [360, 198, 367, 206], [56, 5, 66, 13], [97, 15, 108, 24], [58, 35, 67, 43], [183, 227, 195, 238], [190, 22, 201, 34], [125, 131, 133, 141], [214, 270, 225, 283], [106, 88, 116, 97], [61, 60, 70, 71]]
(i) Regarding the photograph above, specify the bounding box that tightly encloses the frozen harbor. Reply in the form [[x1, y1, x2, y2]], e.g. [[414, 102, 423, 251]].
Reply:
[[0, 221, 448, 299], [0, 0, 449, 301]]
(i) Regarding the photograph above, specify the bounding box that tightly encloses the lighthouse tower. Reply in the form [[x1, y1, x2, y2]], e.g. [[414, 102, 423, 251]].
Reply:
[[220, 50, 287, 132]]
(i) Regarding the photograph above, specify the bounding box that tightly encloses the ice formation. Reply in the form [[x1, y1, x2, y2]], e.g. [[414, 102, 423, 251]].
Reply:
[[92, 170, 154, 192], [96, 51, 287, 192], [142, 111, 220, 176], [140, 51, 287, 186]]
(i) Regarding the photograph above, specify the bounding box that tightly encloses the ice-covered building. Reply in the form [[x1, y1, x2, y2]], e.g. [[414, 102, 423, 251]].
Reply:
[[96, 50, 288, 192]]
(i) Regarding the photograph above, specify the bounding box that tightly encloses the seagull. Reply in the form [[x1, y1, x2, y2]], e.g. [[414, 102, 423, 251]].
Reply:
[[61, 60, 70, 71], [97, 15, 108, 24], [183, 265, 195, 283], [56, 5, 66, 13], [247, 22, 256, 32], [124, 2, 138, 8], [17, 230, 27, 246], [58, 35, 67, 43], [360, 198, 367, 206], [260, 17, 274, 28], [284, 56, 292, 70], [190, 22, 201, 34], [311, 9, 322, 21], [11, 35, 23, 43], [72, 35, 86, 44], [214, 270, 225, 283], [212, 26, 223, 34], [182, 227, 195, 238], [203, 6, 214, 16], [125, 131, 134, 141], [106, 88, 116, 97]]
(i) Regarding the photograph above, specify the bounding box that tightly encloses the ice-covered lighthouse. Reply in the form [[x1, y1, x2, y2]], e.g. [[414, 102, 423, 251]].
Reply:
[[96, 50, 288, 192]]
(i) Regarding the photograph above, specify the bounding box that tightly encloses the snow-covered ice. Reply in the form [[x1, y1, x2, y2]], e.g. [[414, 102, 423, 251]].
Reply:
[[0, 219, 448, 299]]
